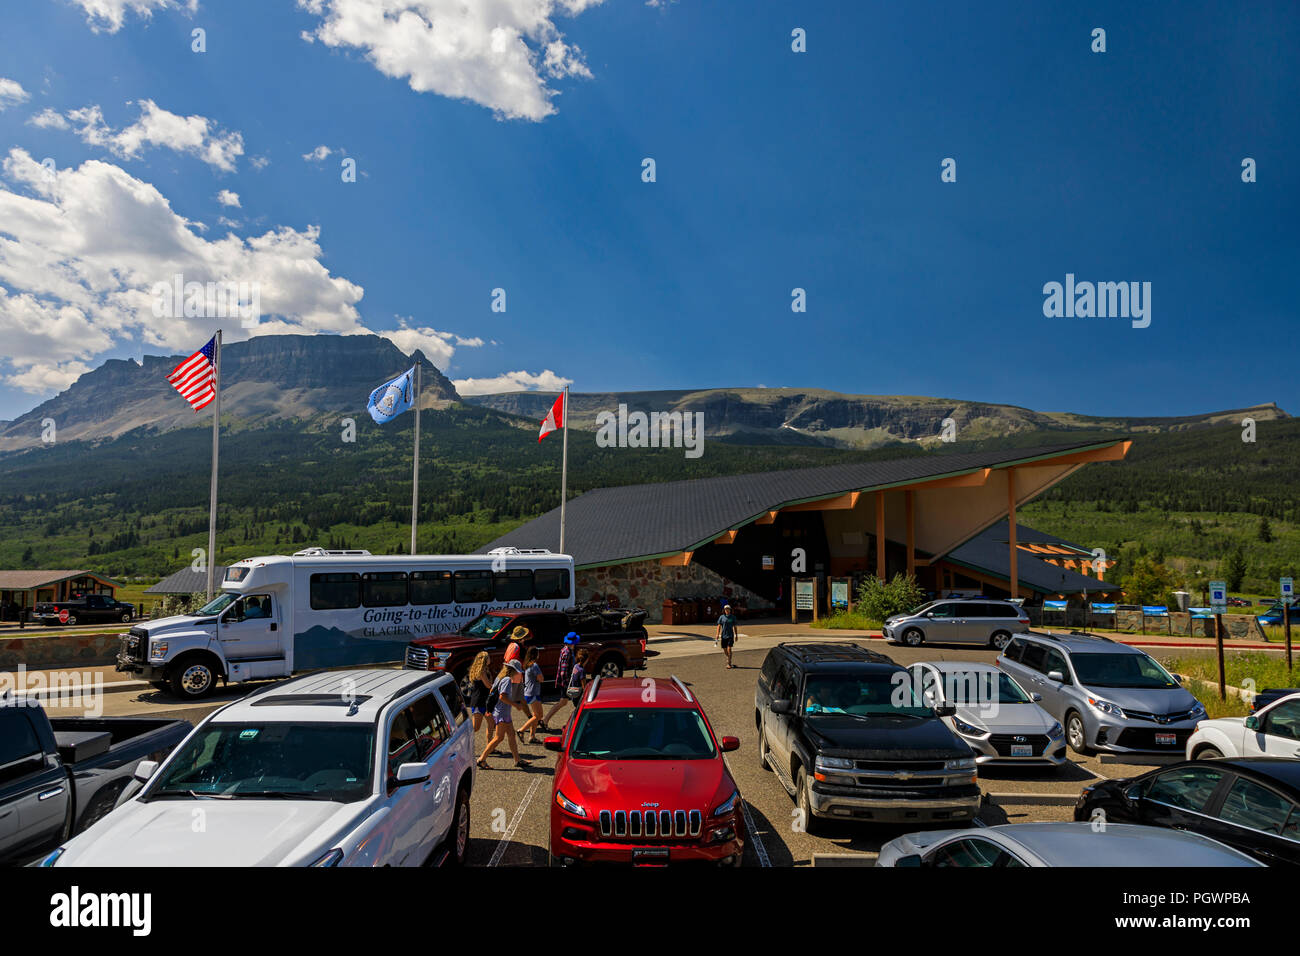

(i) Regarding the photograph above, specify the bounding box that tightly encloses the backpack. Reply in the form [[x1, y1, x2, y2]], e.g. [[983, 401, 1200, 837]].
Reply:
[[486, 678, 502, 711]]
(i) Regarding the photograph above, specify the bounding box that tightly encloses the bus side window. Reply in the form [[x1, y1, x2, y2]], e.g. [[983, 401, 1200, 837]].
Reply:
[[534, 569, 570, 601], [310, 573, 360, 610], [453, 571, 493, 604], [494, 569, 533, 602], [410, 570, 452, 605]]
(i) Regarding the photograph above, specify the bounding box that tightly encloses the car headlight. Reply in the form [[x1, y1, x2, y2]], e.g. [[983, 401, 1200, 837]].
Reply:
[[952, 717, 986, 737], [815, 755, 854, 772], [712, 789, 740, 818], [149, 641, 168, 661], [555, 790, 587, 817], [310, 848, 344, 867], [38, 848, 65, 867], [1189, 702, 1207, 719], [1088, 697, 1125, 719], [1047, 721, 1064, 740], [944, 757, 977, 771]]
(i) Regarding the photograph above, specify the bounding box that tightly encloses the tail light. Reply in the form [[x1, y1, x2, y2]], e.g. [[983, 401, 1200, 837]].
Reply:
[[640, 639, 647, 654]]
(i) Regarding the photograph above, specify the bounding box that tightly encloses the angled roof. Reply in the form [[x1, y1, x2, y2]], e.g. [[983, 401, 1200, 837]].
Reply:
[[945, 520, 1113, 595], [0, 570, 118, 590], [146, 566, 229, 594], [478, 440, 1126, 569]]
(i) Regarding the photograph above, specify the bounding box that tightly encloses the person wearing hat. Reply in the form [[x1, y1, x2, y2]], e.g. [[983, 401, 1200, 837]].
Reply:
[[543, 631, 581, 728], [716, 603, 738, 669], [477, 658, 531, 768], [506, 625, 532, 655]]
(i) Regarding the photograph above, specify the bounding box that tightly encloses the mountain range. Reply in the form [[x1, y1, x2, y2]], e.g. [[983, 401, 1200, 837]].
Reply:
[[0, 334, 1287, 454]]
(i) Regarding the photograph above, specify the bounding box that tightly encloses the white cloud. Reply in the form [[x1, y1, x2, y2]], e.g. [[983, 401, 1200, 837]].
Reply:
[[67, 0, 197, 34], [0, 148, 365, 393], [452, 369, 571, 396], [302, 145, 332, 162], [250, 155, 270, 170], [217, 215, 241, 229], [28, 108, 70, 130], [51, 100, 245, 172], [297, 0, 603, 121], [378, 319, 484, 367], [0, 78, 30, 111], [216, 189, 240, 207]]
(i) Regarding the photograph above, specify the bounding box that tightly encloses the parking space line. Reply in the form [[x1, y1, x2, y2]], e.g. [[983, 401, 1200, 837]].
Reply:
[[488, 775, 544, 867], [724, 755, 770, 867]]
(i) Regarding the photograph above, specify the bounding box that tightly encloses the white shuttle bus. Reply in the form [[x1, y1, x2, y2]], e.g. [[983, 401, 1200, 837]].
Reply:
[[116, 548, 574, 699]]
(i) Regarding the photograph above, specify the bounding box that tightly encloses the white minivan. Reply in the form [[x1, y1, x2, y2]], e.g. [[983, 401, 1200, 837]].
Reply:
[[40, 669, 475, 867]]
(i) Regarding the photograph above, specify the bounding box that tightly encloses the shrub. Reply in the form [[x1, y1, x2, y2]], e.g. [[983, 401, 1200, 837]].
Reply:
[[856, 573, 926, 622]]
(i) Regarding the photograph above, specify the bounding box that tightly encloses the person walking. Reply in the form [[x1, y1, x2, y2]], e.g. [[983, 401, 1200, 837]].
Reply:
[[716, 603, 738, 668], [465, 650, 496, 741], [559, 649, 591, 731], [478, 659, 530, 769], [542, 631, 581, 728], [516, 646, 547, 742]]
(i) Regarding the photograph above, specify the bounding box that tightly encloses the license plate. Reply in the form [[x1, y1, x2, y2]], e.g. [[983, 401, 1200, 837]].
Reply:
[[631, 847, 669, 861], [1011, 744, 1033, 757], [1155, 732, 1176, 746]]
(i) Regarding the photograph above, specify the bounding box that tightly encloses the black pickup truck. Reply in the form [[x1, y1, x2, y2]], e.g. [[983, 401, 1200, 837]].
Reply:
[[0, 697, 190, 865], [754, 643, 982, 834], [35, 594, 137, 626]]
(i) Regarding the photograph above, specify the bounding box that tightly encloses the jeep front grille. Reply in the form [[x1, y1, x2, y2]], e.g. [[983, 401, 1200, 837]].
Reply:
[[598, 808, 702, 840]]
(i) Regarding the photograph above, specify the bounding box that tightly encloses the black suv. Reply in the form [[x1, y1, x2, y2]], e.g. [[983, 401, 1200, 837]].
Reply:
[[754, 643, 981, 832]]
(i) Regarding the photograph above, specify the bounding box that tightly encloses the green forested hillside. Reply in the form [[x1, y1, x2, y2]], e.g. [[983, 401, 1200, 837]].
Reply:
[[1, 408, 1296, 594]]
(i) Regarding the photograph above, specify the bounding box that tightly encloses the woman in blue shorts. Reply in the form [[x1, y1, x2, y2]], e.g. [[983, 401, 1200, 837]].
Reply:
[[517, 646, 546, 743]]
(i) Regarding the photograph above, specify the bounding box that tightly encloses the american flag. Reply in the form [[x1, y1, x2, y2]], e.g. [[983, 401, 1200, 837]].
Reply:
[[168, 335, 218, 411]]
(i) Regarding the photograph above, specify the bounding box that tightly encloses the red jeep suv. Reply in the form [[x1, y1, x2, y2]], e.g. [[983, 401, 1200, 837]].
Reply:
[[545, 675, 746, 866]]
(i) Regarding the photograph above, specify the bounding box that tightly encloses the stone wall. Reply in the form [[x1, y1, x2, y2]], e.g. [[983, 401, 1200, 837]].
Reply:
[[575, 560, 774, 624], [0, 632, 121, 670]]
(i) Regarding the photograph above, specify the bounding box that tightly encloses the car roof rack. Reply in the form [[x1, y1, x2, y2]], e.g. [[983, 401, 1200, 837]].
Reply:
[[292, 548, 373, 556], [670, 675, 693, 702], [487, 547, 553, 555], [586, 676, 602, 703]]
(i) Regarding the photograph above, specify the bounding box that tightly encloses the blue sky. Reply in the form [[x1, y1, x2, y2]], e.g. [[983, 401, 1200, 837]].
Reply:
[[0, 0, 1296, 422]]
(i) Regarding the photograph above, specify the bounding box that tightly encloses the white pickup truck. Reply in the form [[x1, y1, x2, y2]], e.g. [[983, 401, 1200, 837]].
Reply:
[[40, 670, 475, 867]]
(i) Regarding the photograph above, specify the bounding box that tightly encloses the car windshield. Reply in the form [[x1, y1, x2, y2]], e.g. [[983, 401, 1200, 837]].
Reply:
[[463, 613, 511, 638], [195, 592, 238, 616], [1069, 652, 1179, 689], [146, 723, 375, 802], [804, 673, 934, 718], [941, 671, 1033, 705], [569, 708, 716, 760], [906, 601, 940, 616]]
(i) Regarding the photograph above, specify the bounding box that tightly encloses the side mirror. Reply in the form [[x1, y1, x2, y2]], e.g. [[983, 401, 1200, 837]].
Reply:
[[894, 854, 924, 868], [1245, 715, 1259, 731], [926, 612, 935, 619], [771, 699, 792, 715], [1030, 693, 1043, 702], [1046, 670, 1065, 683], [1124, 782, 1143, 802], [543, 736, 564, 752], [720, 736, 740, 752], [935, 703, 956, 718], [395, 762, 430, 786], [133, 760, 158, 783], [1173, 673, 1184, 684]]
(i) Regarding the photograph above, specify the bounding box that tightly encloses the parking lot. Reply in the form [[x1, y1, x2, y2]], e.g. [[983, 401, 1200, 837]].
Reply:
[[35, 629, 1218, 867]]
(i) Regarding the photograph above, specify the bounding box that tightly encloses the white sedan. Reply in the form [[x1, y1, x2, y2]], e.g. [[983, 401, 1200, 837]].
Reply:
[[1187, 692, 1300, 760]]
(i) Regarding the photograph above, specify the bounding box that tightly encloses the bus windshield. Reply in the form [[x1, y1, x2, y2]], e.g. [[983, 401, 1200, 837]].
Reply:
[[196, 592, 239, 616]]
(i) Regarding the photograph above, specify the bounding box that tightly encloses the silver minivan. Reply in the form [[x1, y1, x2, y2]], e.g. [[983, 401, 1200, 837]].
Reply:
[[883, 599, 1029, 649]]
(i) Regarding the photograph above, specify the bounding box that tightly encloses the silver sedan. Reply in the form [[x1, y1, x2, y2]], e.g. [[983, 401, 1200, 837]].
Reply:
[[909, 661, 1067, 768]]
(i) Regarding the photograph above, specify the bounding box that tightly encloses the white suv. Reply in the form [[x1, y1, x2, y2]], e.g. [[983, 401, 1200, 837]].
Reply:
[[1187, 692, 1300, 760], [41, 670, 475, 867]]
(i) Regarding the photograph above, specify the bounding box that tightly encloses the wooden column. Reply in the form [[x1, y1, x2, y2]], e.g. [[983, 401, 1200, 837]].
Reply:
[[905, 490, 915, 577], [876, 491, 886, 581], [1007, 469, 1018, 599]]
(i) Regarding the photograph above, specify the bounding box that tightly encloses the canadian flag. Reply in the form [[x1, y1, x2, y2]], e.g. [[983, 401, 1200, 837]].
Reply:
[[538, 392, 565, 442]]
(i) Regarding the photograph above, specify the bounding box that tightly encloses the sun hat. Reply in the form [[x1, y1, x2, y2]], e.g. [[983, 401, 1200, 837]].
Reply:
[[511, 625, 532, 641], [505, 658, 524, 672], [563, 631, 580, 644]]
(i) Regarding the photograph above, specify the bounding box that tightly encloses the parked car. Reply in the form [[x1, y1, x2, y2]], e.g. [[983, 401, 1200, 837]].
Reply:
[[997, 632, 1206, 755], [754, 643, 980, 832], [1257, 600, 1300, 626], [1074, 757, 1300, 866], [0, 695, 190, 866], [882, 598, 1029, 649], [405, 606, 649, 692], [545, 675, 745, 866], [35, 594, 137, 626], [1226, 597, 1253, 608], [908, 660, 1066, 768], [1187, 692, 1300, 760], [876, 821, 1261, 867], [1252, 688, 1300, 714], [40, 669, 475, 867]]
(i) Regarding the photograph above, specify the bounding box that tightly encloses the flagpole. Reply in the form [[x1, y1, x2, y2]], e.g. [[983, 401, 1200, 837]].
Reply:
[[560, 385, 568, 554], [206, 330, 221, 599], [410, 363, 421, 556]]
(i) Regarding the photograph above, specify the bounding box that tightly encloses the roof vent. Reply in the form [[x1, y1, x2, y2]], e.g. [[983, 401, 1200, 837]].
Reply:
[[487, 547, 553, 555], [292, 548, 374, 557]]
